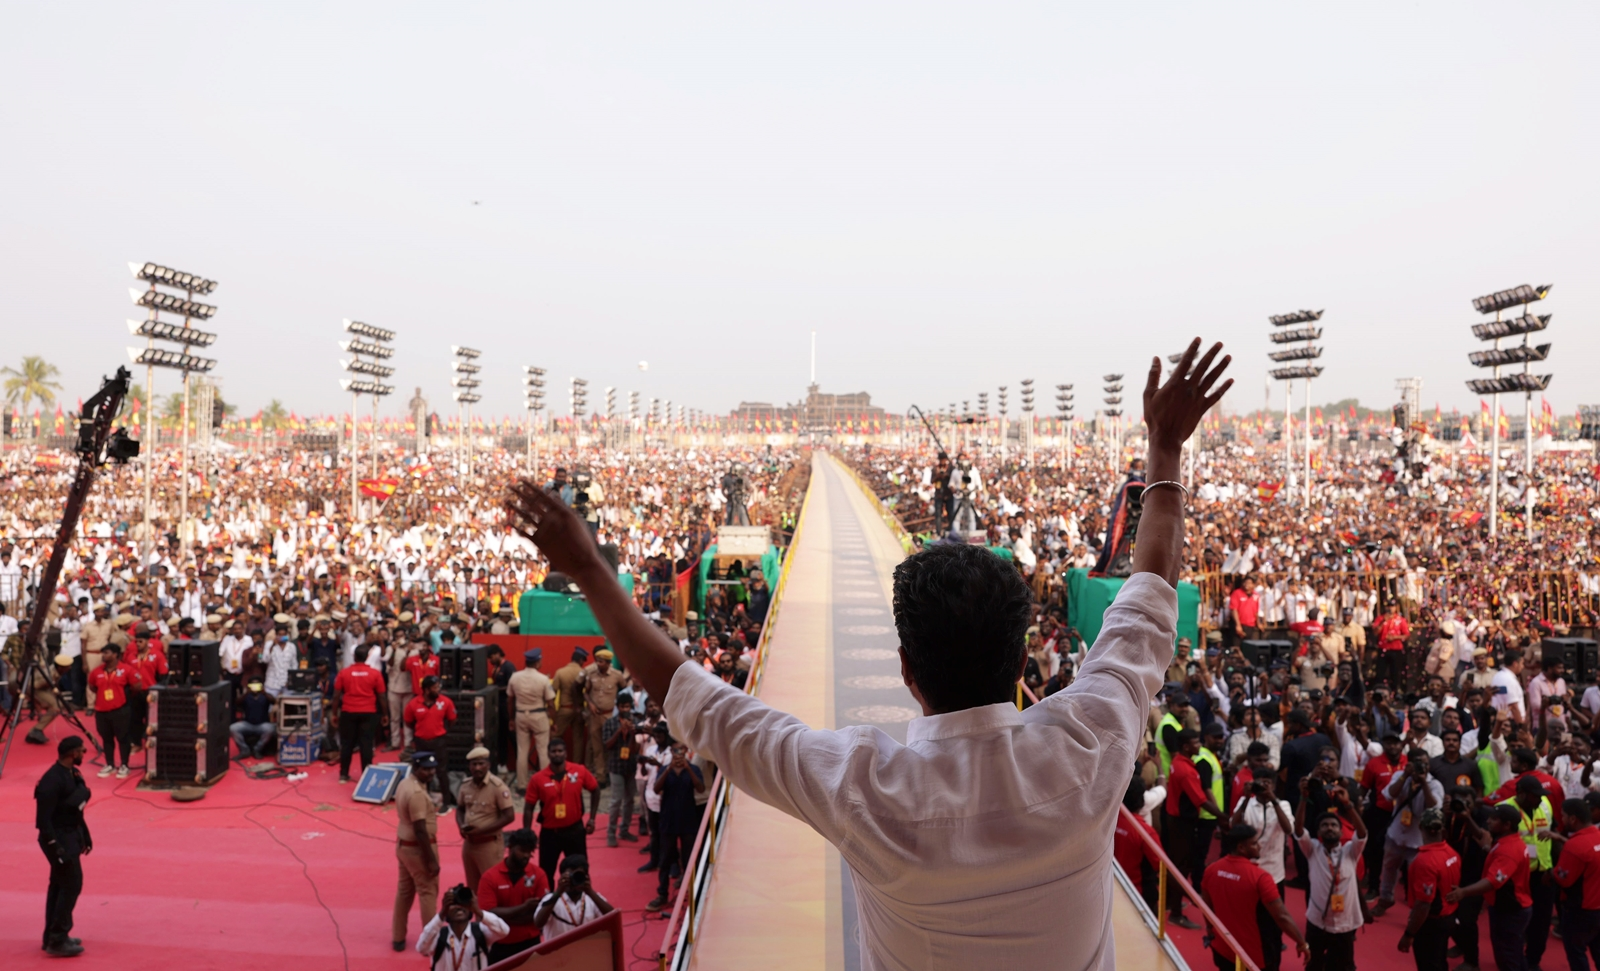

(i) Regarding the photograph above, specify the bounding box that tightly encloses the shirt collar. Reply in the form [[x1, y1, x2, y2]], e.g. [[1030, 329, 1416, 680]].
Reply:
[[905, 701, 1022, 745]]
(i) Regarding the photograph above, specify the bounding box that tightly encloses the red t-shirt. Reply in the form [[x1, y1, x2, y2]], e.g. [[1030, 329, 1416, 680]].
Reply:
[[1202, 853, 1279, 967], [1485, 832, 1533, 910], [404, 694, 458, 740], [130, 641, 168, 687], [1361, 754, 1407, 811], [1409, 841, 1461, 917], [477, 860, 550, 944], [333, 663, 385, 713], [527, 764, 598, 829], [1490, 771, 1561, 806], [405, 652, 441, 695], [1229, 589, 1260, 628], [88, 664, 143, 711], [1553, 826, 1600, 910], [1165, 754, 1208, 818], [1379, 615, 1410, 652], [1114, 812, 1162, 880]]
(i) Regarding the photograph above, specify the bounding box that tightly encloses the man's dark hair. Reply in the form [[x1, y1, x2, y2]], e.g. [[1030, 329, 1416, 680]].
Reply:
[[1221, 824, 1257, 854], [58, 735, 85, 756], [560, 853, 589, 873], [1490, 803, 1523, 828], [892, 543, 1032, 713], [507, 828, 538, 850], [1246, 741, 1270, 758], [1565, 798, 1593, 825], [1511, 747, 1539, 772]]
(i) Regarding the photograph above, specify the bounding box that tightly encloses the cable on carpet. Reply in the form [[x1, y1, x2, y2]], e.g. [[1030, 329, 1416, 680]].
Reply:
[[244, 802, 352, 971]]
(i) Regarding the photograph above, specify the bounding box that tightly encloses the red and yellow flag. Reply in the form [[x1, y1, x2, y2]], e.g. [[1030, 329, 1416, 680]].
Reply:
[[358, 477, 399, 498]]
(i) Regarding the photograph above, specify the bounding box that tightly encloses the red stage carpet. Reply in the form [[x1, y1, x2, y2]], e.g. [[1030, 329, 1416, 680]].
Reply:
[[1, 723, 673, 970]]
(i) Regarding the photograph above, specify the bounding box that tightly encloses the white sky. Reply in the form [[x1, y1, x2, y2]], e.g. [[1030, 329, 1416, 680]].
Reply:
[[2, 3, 1596, 421]]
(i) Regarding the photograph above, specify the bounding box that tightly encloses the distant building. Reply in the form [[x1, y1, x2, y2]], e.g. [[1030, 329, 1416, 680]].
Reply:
[[732, 383, 888, 429]]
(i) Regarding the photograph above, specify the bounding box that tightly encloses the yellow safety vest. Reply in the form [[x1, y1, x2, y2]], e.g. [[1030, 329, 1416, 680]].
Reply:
[[1195, 747, 1224, 821], [1516, 797, 1554, 872], [1155, 712, 1184, 776]]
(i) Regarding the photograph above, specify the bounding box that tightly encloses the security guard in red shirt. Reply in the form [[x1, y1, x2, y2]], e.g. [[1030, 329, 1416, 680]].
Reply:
[[1552, 797, 1600, 971], [86, 644, 144, 778], [1163, 728, 1224, 930], [522, 737, 598, 887], [1447, 804, 1532, 971], [405, 676, 458, 808], [476, 828, 549, 964], [1398, 808, 1459, 971]]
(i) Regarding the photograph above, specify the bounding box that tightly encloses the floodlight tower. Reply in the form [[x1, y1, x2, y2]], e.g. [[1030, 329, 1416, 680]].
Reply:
[[628, 390, 640, 454], [1055, 384, 1075, 469], [523, 366, 546, 473], [1102, 375, 1123, 473], [570, 378, 589, 449], [1467, 284, 1552, 542], [1268, 309, 1325, 509], [997, 386, 1009, 458], [339, 320, 396, 519], [126, 262, 219, 552], [1020, 379, 1035, 463], [451, 346, 482, 476]]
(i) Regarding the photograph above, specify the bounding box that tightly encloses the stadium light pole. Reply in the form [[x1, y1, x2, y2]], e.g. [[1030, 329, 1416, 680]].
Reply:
[[570, 378, 589, 450], [1467, 284, 1552, 542], [523, 366, 546, 474], [1102, 375, 1123, 473], [1020, 379, 1034, 464], [1055, 384, 1074, 469], [452, 346, 482, 477], [1269, 310, 1325, 510], [127, 262, 219, 555], [339, 320, 396, 521]]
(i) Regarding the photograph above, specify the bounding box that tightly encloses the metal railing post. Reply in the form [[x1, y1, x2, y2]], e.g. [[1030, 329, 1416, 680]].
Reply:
[[1156, 862, 1168, 939]]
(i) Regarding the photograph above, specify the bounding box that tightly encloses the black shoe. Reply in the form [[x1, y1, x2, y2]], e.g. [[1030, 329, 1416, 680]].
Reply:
[[620, 832, 639, 842], [638, 863, 659, 873], [44, 941, 84, 957], [392, 940, 405, 952], [25, 728, 48, 745], [646, 896, 668, 912], [1447, 947, 1462, 958], [1169, 915, 1202, 930]]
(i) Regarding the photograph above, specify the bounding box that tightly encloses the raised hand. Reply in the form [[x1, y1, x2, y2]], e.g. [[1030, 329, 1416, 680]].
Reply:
[[504, 479, 606, 579], [1143, 338, 1233, 450]]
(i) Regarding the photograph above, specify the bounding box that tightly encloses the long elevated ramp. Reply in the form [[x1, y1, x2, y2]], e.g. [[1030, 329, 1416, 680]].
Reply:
[[687, 453, 1186, 970]]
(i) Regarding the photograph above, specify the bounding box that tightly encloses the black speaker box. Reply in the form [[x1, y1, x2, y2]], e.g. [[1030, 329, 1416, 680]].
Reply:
[[441, 685, 500, 770], [165, 639, 220, 687], [1240, 639, 1294, 669], [286, 668, 317, 693], [1543, 637, 1599, 684], [435, 646, 460, 689], [148, 681, 232, 784], [454, 644, 489, 691]]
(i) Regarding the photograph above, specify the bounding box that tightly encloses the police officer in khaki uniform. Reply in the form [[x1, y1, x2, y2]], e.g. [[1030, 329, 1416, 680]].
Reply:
[[455, 745, 516, 892], [551, 647, 588, 767], [507, 648, 555, 789], [583, 649, 628, 784], [393, 750, 440, 952]]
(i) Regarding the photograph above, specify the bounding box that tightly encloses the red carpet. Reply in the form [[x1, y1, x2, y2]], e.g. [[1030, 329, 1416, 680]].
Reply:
[[0, 722, 674, 971]]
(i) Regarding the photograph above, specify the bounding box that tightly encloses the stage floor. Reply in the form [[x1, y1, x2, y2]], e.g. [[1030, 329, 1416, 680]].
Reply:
[[1, 729, 674, 970]]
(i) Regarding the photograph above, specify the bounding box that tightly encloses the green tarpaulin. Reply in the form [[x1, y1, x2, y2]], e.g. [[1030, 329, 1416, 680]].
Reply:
[[515, 575, 632, 636], [695, 544, 784, 614], [1066, 568, 1199, 657]]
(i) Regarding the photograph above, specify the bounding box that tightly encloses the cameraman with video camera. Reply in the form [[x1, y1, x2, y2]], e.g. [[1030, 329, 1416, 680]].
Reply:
[[416, 882, 509, 971]]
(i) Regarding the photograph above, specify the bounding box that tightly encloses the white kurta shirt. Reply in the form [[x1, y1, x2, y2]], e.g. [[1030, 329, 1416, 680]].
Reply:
[[663, 572, 1175, 971]]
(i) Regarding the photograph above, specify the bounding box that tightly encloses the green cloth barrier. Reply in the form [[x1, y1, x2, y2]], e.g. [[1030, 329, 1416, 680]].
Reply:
[[1066, 568, 1199, 657], [695, 543, 783, 615], [516, 574, 633, 636]]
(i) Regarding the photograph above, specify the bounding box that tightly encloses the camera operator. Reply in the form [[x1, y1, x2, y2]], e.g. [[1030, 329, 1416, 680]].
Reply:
[[1444, 785, 1491, 971], [1373, 748, 1443, 917], [416, 883, 509, 971], [1230, 771, 1294, 966], [535, 855, 614, 939]]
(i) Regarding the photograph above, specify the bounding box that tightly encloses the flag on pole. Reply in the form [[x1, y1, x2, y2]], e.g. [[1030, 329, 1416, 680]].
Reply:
[[358, 477, 400, 499]]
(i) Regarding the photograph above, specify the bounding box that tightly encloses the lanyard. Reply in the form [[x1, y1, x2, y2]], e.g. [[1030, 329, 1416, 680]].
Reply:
[[1320, 844, 1345, 921], [446, 929, 471, 971]]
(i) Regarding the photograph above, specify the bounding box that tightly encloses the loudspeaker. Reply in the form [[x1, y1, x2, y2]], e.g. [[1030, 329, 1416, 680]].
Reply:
[[1543, 637, 1599, 684], [286, 668, 317, 693], [442, 685, 500, 771], [1240, 639, 1294, 670], [435, 647, 459, 689], [454, 644, 489, 691], [165, 640, 220, 687], [148, 682, 232, 784]]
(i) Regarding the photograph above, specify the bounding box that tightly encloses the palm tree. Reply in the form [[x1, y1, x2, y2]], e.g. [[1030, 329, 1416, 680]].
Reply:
[[160, 392, 186, 432], [2, 355, 63, 440], [119, 383, 149, 424], [261, 399, 288, 430]]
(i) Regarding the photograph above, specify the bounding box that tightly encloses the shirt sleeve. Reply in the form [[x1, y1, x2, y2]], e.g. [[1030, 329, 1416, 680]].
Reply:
[[415, 914, 444, 955], [35, 771, 62, 842], [662, 659, 859, 844], [1410, 858, 1437, 901], [478, 912, 510, 942]]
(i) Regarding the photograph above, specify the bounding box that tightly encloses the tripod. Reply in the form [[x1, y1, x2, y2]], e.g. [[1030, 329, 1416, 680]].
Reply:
[[0, 645, 104, 779]]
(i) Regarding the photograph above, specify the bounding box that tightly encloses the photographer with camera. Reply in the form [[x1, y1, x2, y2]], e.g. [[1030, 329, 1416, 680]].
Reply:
[[1372, 748, 1444, 917], [416, 882, 509, 971], [534, 855, 614, 940], [1293, 775, 1368, 971], [1230, 770, 1294, 968], [1444, 785, 1492, 971]]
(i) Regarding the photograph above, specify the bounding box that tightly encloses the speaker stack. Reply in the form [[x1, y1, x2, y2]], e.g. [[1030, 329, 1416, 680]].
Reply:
[[437, 645, 490, 691], [441, 685, 500, 771], [1542, 637, 1600, 684], [147, 679, 232, 784]]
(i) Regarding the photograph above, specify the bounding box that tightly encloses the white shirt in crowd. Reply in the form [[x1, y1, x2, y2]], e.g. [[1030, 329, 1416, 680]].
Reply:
[[1490, 668, 1525, 715], [219, 633, 253, 675], [538, 891, 607, 940], [414, 912, 508, 971], [1297, 832, 1367, 935], [1232, 795, 1293, 884], [664, 572, 1175, 971]]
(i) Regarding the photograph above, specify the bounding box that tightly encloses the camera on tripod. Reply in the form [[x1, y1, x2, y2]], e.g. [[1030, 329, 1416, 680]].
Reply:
[[572, 468, 593, 512]]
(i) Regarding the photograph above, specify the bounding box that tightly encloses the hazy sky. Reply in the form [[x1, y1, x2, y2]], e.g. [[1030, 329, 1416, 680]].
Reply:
[[3, 3, 1596, 422]]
